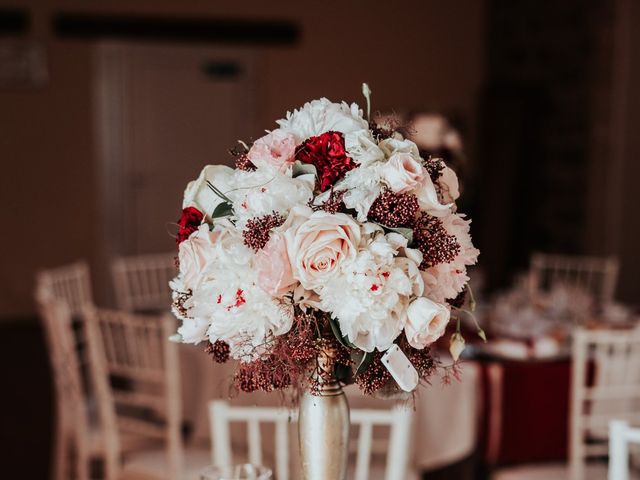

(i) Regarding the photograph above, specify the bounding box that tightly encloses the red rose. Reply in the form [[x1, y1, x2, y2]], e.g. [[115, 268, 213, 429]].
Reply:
[[295, 131, 357, 192], [176, 207, 204, 244]]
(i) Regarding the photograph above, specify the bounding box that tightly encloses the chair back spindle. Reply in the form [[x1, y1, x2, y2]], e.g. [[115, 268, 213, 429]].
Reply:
[[530, 253, 619, 307], [570, 328, 640, 480], [111, 253, 177, 312]]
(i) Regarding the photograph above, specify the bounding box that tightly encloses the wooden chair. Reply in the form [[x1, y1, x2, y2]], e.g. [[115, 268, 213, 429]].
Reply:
[[111, 253, 177, 313], [208, 400, 414, 480], [84, 308, 209, 479], [529, 253, 619, 307], [36, 261, 94, 317], [37, 296, 119, 480]]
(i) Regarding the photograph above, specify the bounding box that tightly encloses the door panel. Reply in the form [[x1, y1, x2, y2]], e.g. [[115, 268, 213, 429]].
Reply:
[[96, 42, 258, 255]]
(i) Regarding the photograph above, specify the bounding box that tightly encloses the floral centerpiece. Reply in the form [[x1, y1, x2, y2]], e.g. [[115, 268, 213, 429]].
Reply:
[[171, 85, 480, 479], [171, 85, 480, 402]]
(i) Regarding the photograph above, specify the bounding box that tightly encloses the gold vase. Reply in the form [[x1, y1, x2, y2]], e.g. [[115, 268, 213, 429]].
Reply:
[[298, 348, 350, 480]]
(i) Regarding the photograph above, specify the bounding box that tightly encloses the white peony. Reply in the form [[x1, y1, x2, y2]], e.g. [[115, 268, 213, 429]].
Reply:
[[344, 129, 385, 165], [177, 317, 210, 344], [276, 98, 368, 143], [231, 168, 314, 226], [171, 220, 294, 355], [338, 164, 383, 221], [183, 165, 235, 220], [320, 231, 422, 352], [404, 297, 450, 349]]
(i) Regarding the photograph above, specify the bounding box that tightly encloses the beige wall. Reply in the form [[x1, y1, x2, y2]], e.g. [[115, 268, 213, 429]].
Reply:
[[0, 0, 486, 318]]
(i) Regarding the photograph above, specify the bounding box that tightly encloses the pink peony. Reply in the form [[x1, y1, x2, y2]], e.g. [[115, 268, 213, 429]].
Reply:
[[255, 233, 297, 296], [247, 129, 297, 171]]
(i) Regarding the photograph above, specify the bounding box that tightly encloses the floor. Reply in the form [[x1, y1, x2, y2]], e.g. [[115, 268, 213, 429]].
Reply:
[[0, 318, 53, 480]]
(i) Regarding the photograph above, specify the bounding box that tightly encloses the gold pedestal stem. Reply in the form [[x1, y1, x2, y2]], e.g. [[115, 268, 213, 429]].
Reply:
[[298, 348, 350, 480]]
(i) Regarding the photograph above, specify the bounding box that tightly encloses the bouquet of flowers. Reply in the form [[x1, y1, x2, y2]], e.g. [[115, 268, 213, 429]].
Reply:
[[170, 85, 480, 397]]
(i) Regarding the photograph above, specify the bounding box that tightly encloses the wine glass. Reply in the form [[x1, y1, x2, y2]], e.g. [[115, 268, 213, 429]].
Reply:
[[200, 464, 272, 480]]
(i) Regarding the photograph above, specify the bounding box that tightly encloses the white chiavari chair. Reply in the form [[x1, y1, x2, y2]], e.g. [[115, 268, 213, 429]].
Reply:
[[208, 400, 414, 480], [349, 407, 414, 480], [37, 296, 119, 480], [209, 401, 296, 480], [36, 261, 94, 317], [111, 253, 177, 313], [609, 420, 640, 480], [493, 328, 640, 480], [84, 308, 209, 480], [529, 253, 619, 307], [570, 329, 640, 479]]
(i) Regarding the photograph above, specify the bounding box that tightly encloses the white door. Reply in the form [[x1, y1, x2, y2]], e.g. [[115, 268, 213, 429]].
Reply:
[[95, 42, 259, 256]]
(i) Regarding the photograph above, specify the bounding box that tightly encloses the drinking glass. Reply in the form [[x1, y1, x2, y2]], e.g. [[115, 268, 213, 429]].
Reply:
[[200, 464, 272, 480]]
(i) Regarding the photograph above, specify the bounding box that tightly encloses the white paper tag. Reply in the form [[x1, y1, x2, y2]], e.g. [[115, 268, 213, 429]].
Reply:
[[381, 344, 419, 392]]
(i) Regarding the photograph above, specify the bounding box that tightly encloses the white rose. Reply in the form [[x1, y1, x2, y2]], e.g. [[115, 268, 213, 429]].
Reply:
[[379, 152, 425, 193], [284, 207, 361, 291], [178, 225, 218, 289], [438, 166, 460, 204], [182, 165, 235, 220], [404, 297, 450, 349]]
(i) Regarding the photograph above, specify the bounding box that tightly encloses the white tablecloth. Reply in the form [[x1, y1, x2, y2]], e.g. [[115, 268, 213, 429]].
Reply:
[[180, 345, 481, 471]]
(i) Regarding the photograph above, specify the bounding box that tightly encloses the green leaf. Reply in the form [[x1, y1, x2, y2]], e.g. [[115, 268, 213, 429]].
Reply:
[[354, 351, 374, 376], [211, 202, 233, 219], [292, 161, 317, 178], [385, 227, 413, 245], [206, 181, 233, 203], [328, 316, 356, 349]]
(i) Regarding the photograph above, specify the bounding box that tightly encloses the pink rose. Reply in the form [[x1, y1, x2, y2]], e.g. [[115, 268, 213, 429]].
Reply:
[[404, 297, 450, 349], [378, 152, 424, 193], [247, 129, 296, 171], [283, 207, 361, 291], [178, 225, 219, 289], [255, 233, 297, 296]]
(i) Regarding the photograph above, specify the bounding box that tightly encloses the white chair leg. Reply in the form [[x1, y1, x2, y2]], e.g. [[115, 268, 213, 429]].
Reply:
[[103, 449, 120, 480], [75, 436, 91, 480], [52, 425, 68, 480], [610, 420, 629, 480]]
